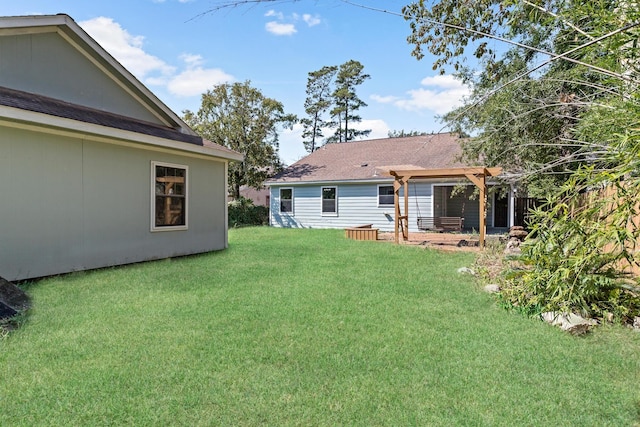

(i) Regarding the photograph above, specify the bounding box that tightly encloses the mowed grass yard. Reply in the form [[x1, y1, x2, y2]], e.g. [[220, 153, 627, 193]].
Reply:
[[1, 228, 640, 426]]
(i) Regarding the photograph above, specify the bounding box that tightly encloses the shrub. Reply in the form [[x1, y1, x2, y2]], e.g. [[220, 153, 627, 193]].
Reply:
[[228, 197, 269, 227], [502, 155, 640, 323]]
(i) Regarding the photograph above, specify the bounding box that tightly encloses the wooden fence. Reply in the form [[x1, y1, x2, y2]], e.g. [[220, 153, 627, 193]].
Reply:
[[574, 185, 640, 277]]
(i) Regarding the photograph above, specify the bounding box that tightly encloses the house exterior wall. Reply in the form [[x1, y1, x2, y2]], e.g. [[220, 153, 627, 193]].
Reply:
[[434, 184, 505, 230], [269, 181, 433, 232], [445, 187, 480, 230], [0, 126, 228, 281], [270, 181, 506, 232], [0, 32, 160, 124]]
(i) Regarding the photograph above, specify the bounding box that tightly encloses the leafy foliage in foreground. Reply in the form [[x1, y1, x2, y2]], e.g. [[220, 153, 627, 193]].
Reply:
[[503, 128, 640, 322]]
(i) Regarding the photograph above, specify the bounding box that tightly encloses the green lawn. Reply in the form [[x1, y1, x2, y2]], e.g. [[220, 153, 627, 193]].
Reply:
[[1, 228, 639, 426]]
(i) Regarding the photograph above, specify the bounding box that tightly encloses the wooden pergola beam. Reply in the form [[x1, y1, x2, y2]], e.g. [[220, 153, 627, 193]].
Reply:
[[389, 166, 502, 248]]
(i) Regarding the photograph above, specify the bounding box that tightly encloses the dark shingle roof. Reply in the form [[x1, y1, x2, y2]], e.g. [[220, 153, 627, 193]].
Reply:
[[0, 85, 203, 145], [268, 133, 467, 183]]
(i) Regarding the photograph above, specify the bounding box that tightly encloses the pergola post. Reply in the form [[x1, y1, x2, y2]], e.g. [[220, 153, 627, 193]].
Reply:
[[394, 179, 401, 244], [403, 178, 409, 232], [465, 172, 486, 249], [393, 176, 411, 244]]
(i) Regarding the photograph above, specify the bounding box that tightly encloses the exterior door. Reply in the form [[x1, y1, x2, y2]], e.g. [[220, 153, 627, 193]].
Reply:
[[494, 193, 508, 227]]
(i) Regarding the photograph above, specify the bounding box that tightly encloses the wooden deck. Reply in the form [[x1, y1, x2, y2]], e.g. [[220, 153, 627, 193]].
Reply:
[[377, 231, 490, 252], [346, 225, 505, 252]]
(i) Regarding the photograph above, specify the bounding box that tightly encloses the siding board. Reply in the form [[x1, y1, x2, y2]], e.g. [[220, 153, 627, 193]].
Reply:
[[0, 127, 227, 281], [270, 182, 433, 232]]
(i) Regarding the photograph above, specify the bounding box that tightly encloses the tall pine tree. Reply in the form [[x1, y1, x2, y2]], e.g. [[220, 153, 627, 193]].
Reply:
[[302, 60, 371, 150], [301, 65, 337, 153], [329, 60, 371, 143]]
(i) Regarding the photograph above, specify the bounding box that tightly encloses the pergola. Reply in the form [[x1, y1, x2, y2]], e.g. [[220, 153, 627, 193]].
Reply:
[[388, 167, 503, 248]]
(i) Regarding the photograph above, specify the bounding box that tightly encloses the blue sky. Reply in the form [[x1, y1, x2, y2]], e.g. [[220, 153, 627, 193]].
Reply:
[[3, 0, 470, 164]]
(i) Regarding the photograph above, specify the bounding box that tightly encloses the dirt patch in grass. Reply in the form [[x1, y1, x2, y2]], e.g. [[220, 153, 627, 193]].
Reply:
[[377, 231, 496, 252]]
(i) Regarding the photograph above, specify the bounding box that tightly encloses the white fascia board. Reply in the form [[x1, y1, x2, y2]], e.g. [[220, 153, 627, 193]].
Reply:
[[0, 105, 244, 162]]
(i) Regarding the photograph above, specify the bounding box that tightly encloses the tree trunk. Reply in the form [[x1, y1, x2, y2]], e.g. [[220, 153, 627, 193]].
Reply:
[[233, 183, 241, 200]]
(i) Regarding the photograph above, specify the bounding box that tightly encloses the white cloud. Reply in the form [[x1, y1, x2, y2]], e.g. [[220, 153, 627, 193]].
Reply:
[[302, 14, 321, 27], [265, 21, 297, 36], [279, 123, 308, 165], [421, 74, 465, 89], [265, 10, 284, 20], [79, 17, 234, 99], [180, 53, 204, 68], [263, 10, 321, 36], [370, 94, 399, 104], [167, 54, 235, 97], [371, 75, 470, 115], [80, 17, 174, 79], [352, 119, 390, 139], [168, 68, 235, 97]]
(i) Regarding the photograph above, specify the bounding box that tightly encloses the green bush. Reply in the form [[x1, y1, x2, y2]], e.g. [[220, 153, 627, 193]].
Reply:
[[228, 197, 269, 227], [502, 147, 640, 323]]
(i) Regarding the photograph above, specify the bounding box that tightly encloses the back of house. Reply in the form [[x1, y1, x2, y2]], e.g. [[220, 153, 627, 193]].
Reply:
[[266, 134, 510, 233]]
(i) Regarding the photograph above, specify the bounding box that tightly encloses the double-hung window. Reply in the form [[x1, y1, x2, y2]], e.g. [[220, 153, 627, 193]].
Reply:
[[321, 186, 337, 215], [378, 185, 394, 207], [152, 161, 188, 231], [280, 188, 293, 213]]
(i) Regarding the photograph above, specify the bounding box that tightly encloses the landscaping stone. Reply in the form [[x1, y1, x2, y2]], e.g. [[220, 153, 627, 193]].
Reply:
[[633, 317, 640, 331], [457, 239, 479, 247], [0, 301, 17, 319], [0, 276, 30, 310], [508, 229, 529, 239], [484, 284, 501, 293], [541, 311, 597, 335], [504, 237, 522, 255], [457, 267, 476, 275]]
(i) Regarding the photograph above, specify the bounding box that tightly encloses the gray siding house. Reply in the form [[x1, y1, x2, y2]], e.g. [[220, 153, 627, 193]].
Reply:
[[267, 133, 511, 232], [0, 15, 242, 281]]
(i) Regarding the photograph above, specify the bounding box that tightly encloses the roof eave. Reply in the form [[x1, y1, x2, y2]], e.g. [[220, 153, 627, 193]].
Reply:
[[0, 105, 243, 162], [265, 177, 395, 186]]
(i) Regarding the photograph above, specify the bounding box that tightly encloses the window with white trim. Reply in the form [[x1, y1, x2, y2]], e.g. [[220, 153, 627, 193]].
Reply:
[[280, 188, 293, 213], [321, 186, 337, 215], [152, 161, 188, 231], [378, 185, 394, 207]]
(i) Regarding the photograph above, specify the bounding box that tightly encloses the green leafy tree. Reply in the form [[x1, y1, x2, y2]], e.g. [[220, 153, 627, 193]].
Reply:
[[301, 65, 337, 153], [402, 0, 637, 195], [328, 60, 371, 143], [183, 81, 296, 199]]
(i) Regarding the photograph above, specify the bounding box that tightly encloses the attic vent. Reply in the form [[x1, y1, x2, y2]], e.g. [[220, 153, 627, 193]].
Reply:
[[360, 163, 368, 167]]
